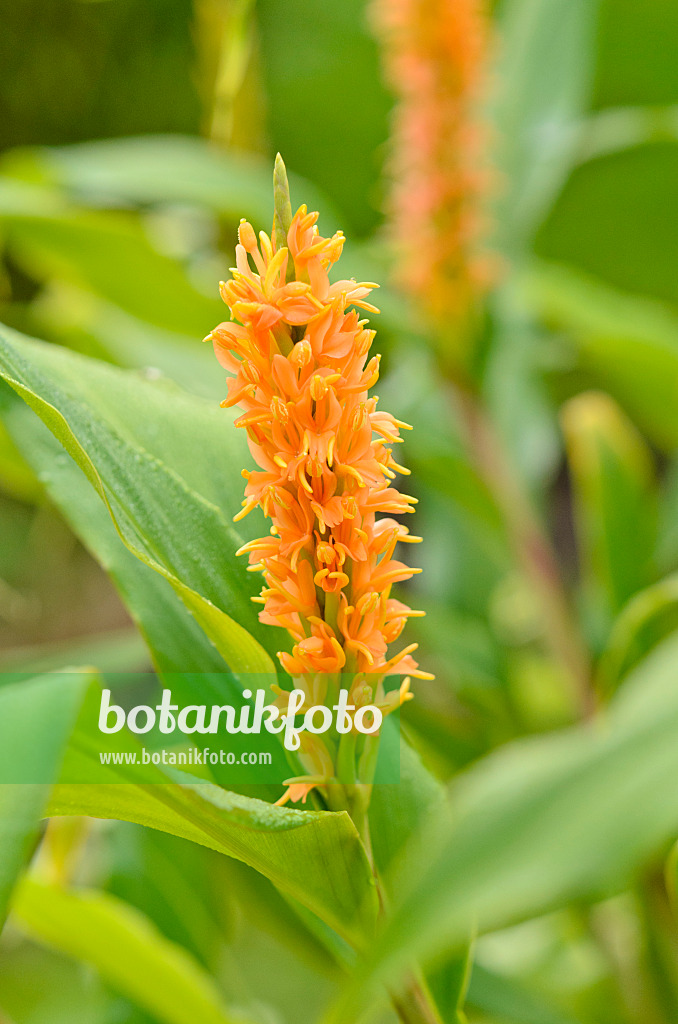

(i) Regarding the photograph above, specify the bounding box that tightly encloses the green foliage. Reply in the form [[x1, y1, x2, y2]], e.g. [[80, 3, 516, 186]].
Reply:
[[0, 326, 277, 675], [0, 0, 201, 150], [0, 419, 41, 504], [536, 142, 678, 308], [466, 964, 580, 1024], [562, 391, 657, 637], [0, 672, 92, 927], [2, 394, 232, 676], [255, 0, 391, 236], [330, 632, 678, 1018], [593, 0, 678, 108], [13, 878, 252, 1024], [4, 204, 223, 336], [596, 573, 678, 693], [1, 134, 339, 230], [48, 782, 378, 949], [493, 0, 600, 256], [527, 262, 678, 451], [2, 2, 678, 1023]]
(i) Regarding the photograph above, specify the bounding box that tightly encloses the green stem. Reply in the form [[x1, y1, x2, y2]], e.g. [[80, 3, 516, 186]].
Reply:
[[336, 730, 357, 785], [341, 782, 446, 1024], [638, 872, 678, 1023], [357, 733, 381, 785]]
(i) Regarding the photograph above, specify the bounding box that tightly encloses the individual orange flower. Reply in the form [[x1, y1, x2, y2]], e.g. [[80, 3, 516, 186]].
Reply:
[[371, 0, 494, 325], [206, 158, 431, 802], [275, 734, 336, 806]]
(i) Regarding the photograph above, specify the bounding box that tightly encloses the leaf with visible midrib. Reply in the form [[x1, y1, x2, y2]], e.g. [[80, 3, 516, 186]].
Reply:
[[48, 779, 378, 950], [1, 394, 228, 677], [0, 325, 279, 676]]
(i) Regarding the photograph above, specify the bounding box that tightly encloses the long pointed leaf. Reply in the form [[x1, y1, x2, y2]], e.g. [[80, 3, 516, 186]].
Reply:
[[329, 632, 678, 1019], [48, 780, 378, 950], [0, 672, 92, 928], [0, 325, 277, 676], [12, 878, 252, 1024]]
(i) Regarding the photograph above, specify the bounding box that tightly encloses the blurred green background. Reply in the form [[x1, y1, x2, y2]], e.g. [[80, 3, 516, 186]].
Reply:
[[3, 1, 678, 1023]]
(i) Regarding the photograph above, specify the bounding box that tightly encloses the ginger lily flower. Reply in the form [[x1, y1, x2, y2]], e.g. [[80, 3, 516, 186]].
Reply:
[[206, 157, 431, 803], [371, 0, 494, 329]]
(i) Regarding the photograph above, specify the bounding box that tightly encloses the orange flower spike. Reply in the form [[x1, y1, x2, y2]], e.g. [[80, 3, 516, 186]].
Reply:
[[371, 0, 494, 326], [208, 156, 430, 801]]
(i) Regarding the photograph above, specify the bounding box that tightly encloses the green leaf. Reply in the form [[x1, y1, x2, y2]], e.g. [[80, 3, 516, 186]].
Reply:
[[536, 141, 678, 308], [35, 290, 224, 401], [0, 786, 45, 935], [493, 0, 600, 255], [255, 0, 390, 235], [0, 196, 223, 338], [214, 857, 349, 976], [329, 631, 678, 1019], [575, 105, 678, 166], [11, 878, 251, 1024], [47, 781, 378, 949], [107, 824, 226, 974], [525, 261, 678, 450], [0, 396, 228, 676], [0, 142, 407, 361], [1, 135, 339, 229], [59, 671, 291, 794], [0, 418, 41, 504], [483, 290, 562, 491], [0, 940, 106, 1023], [369, 742, 466, 1024], [561, 390, 657, 632], [368, 740, 445, 878], [0, 672, 92, 929], [593, 0, 678, 107], [427, 947, 473, 1024], [0, 627, 150, 676], [667, 840, 678, 914], [597, 573, 678, 693], [466, 963, 580, 1024], [0, 324, 278, 676]]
